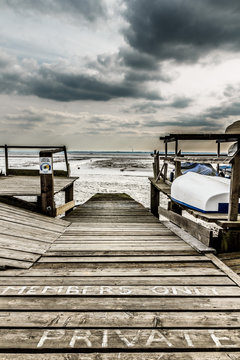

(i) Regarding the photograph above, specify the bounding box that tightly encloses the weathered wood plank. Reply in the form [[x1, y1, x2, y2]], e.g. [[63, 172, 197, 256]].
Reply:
[[38, 255, 209, 263], [0, 285, 238, 296], [1, 296, 239, 310], [0, 258, 32, 269], [0, 276, 232, 286], [0, 248, 39, 262], [0, 311, 239, 328], [0, 329, 239, 349], [0, 353, 236, 360], [159, 207, 213, 246]]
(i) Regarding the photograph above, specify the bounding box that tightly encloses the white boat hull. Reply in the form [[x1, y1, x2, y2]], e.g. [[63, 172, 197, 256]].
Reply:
[[171, 172, 237, 213]]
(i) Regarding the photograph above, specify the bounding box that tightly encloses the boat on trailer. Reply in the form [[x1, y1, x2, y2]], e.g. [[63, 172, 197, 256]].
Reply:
[[171, 172, 239, 213]]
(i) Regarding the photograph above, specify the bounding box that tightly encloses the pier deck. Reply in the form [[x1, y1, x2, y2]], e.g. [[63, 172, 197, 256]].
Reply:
[[0, 175, 77, 196], [0, 193, 240, 359]]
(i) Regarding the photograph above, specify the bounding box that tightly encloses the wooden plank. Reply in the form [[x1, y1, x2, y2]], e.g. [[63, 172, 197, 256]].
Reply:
[[0, 285, 238, 296], [159, 207, 213, 246], [0, 247, 39, 262], [0, 329, 239, 349], [2, 267, 223, 276], [38, 255, 209, 263], [162, 221, 216, 253], [0, 276, 232, 286], [217, 220, 240, 228], [44, 250, 200, 255], [206, 253, 240, 287], [0, 258, 32, 269], [0, 353, 236, 360], [0, 311, 239, 328], [0, 202, 69, 226], [66, 217, 160, 223], [55, 200, 75, 217]]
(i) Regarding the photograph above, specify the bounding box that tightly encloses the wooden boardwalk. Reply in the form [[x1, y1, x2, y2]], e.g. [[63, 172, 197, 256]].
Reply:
[[0, 193, 240, 358]]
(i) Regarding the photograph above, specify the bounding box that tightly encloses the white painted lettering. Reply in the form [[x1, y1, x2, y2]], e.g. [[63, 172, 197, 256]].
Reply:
[[41, 286, 56, 294], [183, 332, 194, 347], [37, 330, 65, 348], [209, 330, 237, 348], [66, 286, 80, 295], [26, 286, 40, 294], [100, 286, 114, 295], [102, 329, 108, 348], [146, 330, 173, 347], [1, 286, 22, 295], [70, 330, 92, 348], [82, 286, 92, 295], [172, 287, 192, 295], [115, 330, 141, 347], [57, 286, 64, 294], [151, 287, 169, 295], [119, 287, 132, 295]]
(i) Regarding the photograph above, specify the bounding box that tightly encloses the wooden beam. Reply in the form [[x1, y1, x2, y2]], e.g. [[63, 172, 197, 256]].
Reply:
[[159, 206, 214, 246], [175, 161, 181, 178], [4, 145, 8, 176], [65, 183, 74, 216], [40, 151, 55, 217], [228, 150, 240, 221], [150, 182, 159, 218], [55, 200, 75, 217]]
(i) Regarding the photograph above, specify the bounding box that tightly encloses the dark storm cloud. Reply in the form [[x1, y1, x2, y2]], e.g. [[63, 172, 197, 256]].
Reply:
[[1, 0, 106, 22], [0, 59, 161, 101], [123, 0, 240, 62]]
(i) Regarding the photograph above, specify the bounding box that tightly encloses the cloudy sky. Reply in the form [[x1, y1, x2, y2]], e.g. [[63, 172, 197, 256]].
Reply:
[[1, 0, 240, 150]]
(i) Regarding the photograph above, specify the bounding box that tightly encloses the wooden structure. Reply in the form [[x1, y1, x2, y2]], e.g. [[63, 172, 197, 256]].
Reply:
[[150, 134, 240, 252], [0, 145, 77, 217], [0, 193, 240, 358]]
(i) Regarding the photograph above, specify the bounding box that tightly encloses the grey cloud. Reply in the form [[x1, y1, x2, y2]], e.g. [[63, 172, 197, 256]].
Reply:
[[123, 0, 240, 62], [170, 97, 193, 108], [1, 0, 106, 22], [119, 47, 159, 71], [145, 117, 220, 129], [126, 97, 192, 114], [0, 55, 161, 101]]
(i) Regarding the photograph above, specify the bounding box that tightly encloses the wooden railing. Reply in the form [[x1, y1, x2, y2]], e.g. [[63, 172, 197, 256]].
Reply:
[[0, 145, 70, 177]]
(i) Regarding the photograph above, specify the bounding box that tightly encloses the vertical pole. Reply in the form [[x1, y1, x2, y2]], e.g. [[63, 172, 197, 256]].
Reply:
[[63, 146, 70, 177], [150, 183, 159, 218], [217, 141, 220, 174], [175, 161, 182, 178], [65, 183, 74, 215], [40, 151, 55, 217], [228, 151, 240, 221], [4, 145, 8, 176]]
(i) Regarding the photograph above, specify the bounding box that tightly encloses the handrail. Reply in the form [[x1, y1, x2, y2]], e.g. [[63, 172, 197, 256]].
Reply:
[[1, 145, 70, 177]]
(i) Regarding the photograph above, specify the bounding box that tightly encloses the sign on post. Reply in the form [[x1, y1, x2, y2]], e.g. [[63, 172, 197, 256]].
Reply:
[[39, 157, 53, 174]]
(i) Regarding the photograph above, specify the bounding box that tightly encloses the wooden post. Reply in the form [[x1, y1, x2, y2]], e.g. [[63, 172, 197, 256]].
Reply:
[[175, 139, 178, 156], [217, 141, 220, 174], [63, 146, 70, 177], [175, 161, 182, 178], [150, 182, 159, 218], [39, 151, 55, 217], [65, 183, 74, 215], [153, 150, 160, 180], [228, 150, 240, 221], [4, 145, 8, 176]]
